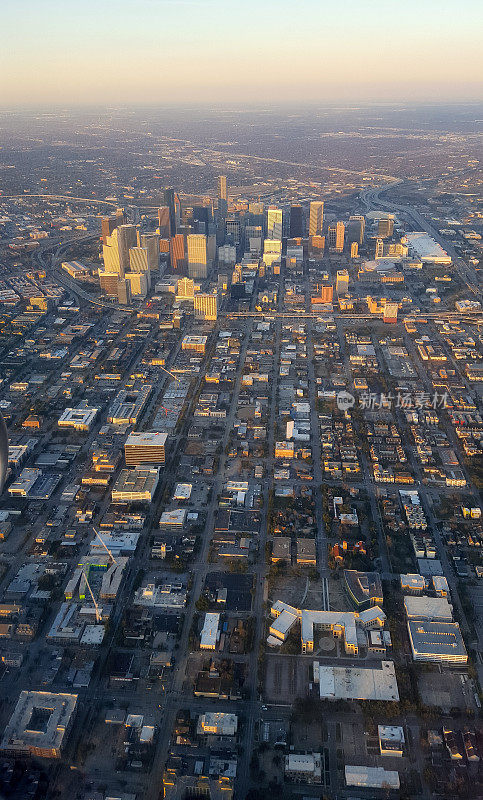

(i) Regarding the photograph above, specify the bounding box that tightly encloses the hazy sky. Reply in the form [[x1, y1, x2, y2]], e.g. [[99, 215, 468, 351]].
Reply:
[[1, 0, 482, 106]]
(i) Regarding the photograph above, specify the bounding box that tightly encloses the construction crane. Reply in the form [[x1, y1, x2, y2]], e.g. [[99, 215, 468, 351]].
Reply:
[[93, 527, 117, 565], [82, 569, 102, 623], [159, 364, 180, 383]]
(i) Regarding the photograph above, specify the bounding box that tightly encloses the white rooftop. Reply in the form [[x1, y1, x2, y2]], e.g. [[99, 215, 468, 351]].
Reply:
[[318, 661, 399, 702]]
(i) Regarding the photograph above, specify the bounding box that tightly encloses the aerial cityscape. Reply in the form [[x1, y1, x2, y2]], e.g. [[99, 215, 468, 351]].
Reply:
[[1, 2, 483, 800]]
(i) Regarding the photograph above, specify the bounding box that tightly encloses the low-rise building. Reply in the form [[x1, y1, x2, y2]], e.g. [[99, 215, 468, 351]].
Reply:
[[378, 725, 405, 757], [197, 712, 237, 737], [0, 691, 77, 758], [407, 620, 467, 663], [345, 765, 400, 790], [284, 752, 322, 784]]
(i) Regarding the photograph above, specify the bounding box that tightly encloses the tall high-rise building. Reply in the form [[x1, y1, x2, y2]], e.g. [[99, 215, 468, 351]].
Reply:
[[320, 284, 333, 303], [170, 234, 185, 272], [309, 235, 325, 257], [187, 234, 208, 279], [128, 247, 149, 273], [176, 277, 195, 299], [289, 204, 304, 237], [225, 218, 241, 246], [377, 215, 394, 239], [140, 233, 160, 272], [117, 278, 132, 306], [101, 208, 125, 245], [375, 238, 384, 259], [194, 291, 218, 321], [328, 221, 345, 252], [117, 224, 137, 275], [158, 206, 171, 238], [308, 201, 324, 236], [102, 233, 122, 275], [218, 175, 227, 202], [218, 244, 237, 267], [350, 242, 359, 258], [347, 215, 365, 245], [267, 207, 283, 240], [164, 188, 177, 236], [125, 272, 148, 298], [99, 271, 120, 296], [336, 269, 349, 296]]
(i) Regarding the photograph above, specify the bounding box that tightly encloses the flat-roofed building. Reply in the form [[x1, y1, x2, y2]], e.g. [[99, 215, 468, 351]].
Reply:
[[173, 483, 192, 501], [271, 537, 291, 563], [58, 406, 98, 431], [61, 261, 89, 279], [407, 619, 467, 663], [296, 538, 317, 565], [378, 725, 405, 757], [0, 691, 77, 758], [400, 573, 426, 594], [405, 232, 451, 264], [194, 291, 218, 321], [404, 595, 453, 622], [433, 575, 450, 597], [197, 712, 237, 737], [124, 431, 167, 466], [285, 752, 322, 784], [108, 385, 152, 425], [159, 508, 187, 527], [317, 661, 399, 702], [181, 335, 208, 353], [345, 765, 400, 790], [344, 570, 383, 609], [269, 600, 386, 655], [111, 467, 160, 503], [200, 612, 220, 650]]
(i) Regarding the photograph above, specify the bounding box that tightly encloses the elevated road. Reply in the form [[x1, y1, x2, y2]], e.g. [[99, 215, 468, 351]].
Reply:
[[360, 181, 482, 299]]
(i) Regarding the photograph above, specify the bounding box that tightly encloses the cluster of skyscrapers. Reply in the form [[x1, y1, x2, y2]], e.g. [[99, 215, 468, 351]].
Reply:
[[98, 177, 382, 311]]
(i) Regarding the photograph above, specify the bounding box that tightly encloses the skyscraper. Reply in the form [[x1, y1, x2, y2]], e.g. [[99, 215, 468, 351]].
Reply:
[[328, 221, 345, 252], [308, 201, 324, 236], [170, 234, 185, 272], [377, 215, 394, 238], [129, 247, 149, 273], [187, 234, 208, 279], [117, 278, 132, 306], [350, 242, 359, 258], [117, 224, 137, 275], [140, 233, 160, 272], [102, 234, 122, 275], [100, 208, 125, 245], [336, 269, 349, 296], [267, 207, 283, 240], [164, 188, 177, 236], [158, 206, 171, 238], [375, 238, 384, 259], [347, 215, 365, 245], [320, 284, 333, 303], [225, 218, 241, 246], [218, 175, 227, 202], [194, 291, 218, 321], [289, 204, 304, 237]]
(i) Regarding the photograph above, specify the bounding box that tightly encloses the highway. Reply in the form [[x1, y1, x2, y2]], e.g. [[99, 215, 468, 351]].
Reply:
[[360, 181, 482, 300]]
